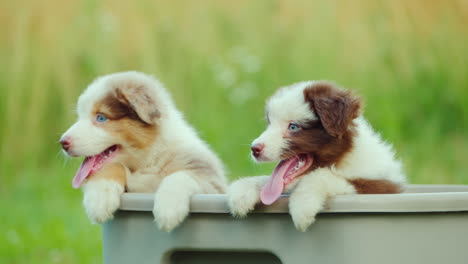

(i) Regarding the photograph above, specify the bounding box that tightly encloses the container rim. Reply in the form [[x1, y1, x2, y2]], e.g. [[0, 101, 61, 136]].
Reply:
[[118, 184, 468, 213]]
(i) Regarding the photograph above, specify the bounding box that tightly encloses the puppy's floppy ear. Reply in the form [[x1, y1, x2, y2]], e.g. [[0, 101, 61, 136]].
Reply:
[[115, 84, 160, 125], [304, 82, 362, 138]]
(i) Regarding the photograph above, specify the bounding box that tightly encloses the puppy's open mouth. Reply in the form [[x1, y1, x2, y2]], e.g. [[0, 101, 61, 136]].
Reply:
[[72, 145, 120, 189], [260, 154, 313, 205]]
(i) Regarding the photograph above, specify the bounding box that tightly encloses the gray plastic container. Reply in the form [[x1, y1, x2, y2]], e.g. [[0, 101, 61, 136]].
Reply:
[[103, 185, 468, 264]]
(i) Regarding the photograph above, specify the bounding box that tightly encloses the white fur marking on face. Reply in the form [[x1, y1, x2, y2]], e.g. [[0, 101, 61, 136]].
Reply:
[[267, 81, 317, 124], [61, 118, 115, 157], [252, 82, 318, 161]]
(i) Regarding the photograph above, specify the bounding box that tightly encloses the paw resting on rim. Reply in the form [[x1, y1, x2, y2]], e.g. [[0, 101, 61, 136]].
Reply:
[[289, 198, 322, 232], [152, 173, 203, 232], [152, 190, 190, 232], [83, 179, 124, 224], [228, 177, 266, 217]]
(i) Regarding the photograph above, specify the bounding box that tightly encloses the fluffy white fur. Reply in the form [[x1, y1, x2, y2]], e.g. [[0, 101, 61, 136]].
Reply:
[[83, 179, 124, 224], [253, 82, 317, 162], [153, 172, 202, 231], [228, 81, 406, 231], [61, 71, 226, 230]]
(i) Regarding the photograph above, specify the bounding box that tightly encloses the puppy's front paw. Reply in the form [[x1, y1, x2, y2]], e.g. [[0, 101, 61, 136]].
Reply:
[[83, 180, 124, 224], [289, 197, 323, 232], [153, 191, 189, 232], [228, 178, 262, 218]]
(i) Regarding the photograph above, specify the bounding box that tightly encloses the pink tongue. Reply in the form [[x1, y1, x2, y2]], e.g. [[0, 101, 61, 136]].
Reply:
[[260, 159, 296, 205], [72, 156, 97, 189]]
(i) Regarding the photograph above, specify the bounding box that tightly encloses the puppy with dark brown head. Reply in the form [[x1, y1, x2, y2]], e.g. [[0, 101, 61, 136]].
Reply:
[[60, 71, 226, 231], [228, 81, 406, 231]]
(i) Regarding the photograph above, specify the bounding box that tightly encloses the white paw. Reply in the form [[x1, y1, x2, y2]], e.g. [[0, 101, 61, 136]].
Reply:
[[83, 180, 124, 224], [153, 191, 190, 232], [289, 197, 322, 232], [227, 178, 263, 218]]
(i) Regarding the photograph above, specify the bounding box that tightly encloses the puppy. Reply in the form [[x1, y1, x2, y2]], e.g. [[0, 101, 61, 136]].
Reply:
[[228, 81, 406, 231], [60, 71, 226, 231]]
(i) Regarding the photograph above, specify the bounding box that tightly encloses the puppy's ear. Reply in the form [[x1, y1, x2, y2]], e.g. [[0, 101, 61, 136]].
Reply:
[[115, 84, 160, 125], [304, 82, 362, 138]]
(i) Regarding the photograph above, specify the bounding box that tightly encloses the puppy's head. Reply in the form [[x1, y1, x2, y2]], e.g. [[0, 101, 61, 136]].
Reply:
[[60, 71, 162, 188], [252, 81, 362, 204]]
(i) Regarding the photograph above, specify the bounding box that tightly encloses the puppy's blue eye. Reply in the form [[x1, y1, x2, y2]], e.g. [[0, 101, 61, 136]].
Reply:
[[288, 123, 301, 132], [96, 114, 108, 123]]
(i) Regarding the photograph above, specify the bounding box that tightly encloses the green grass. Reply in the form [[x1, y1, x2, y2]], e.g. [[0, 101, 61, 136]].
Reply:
[[0, 164, 101, 264], [1, 0, 467, 263]]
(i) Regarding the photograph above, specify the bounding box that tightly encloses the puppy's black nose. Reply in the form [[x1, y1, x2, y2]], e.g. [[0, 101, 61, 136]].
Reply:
[[60, 137, 72, 151], [251, 143, 264, 158]]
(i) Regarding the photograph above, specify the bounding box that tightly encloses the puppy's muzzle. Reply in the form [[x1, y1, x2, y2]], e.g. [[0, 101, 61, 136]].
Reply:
[[251, 143, 264, 159], [60, 136, 72, 152]]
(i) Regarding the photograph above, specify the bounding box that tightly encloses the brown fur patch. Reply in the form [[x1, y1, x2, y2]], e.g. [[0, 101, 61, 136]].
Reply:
[[283, 82, 361, 170], [285, 119, 355, 170], [348, 178, 403, 194], [100, 93, 141, 121], [115, 85, 160, 124], [93, 92, 158, 150], [304, 81, 362, 138], [107, 118, 157, 150], [88, 162, 127, 187]]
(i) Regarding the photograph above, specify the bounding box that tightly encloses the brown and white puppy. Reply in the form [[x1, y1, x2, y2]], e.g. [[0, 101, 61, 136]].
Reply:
[[60, 71, 226, 231], [228, 81, 406, 231]]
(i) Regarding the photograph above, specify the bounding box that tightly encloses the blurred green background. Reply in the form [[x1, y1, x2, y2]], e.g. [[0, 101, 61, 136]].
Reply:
[[1, 0, 467, 263]]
